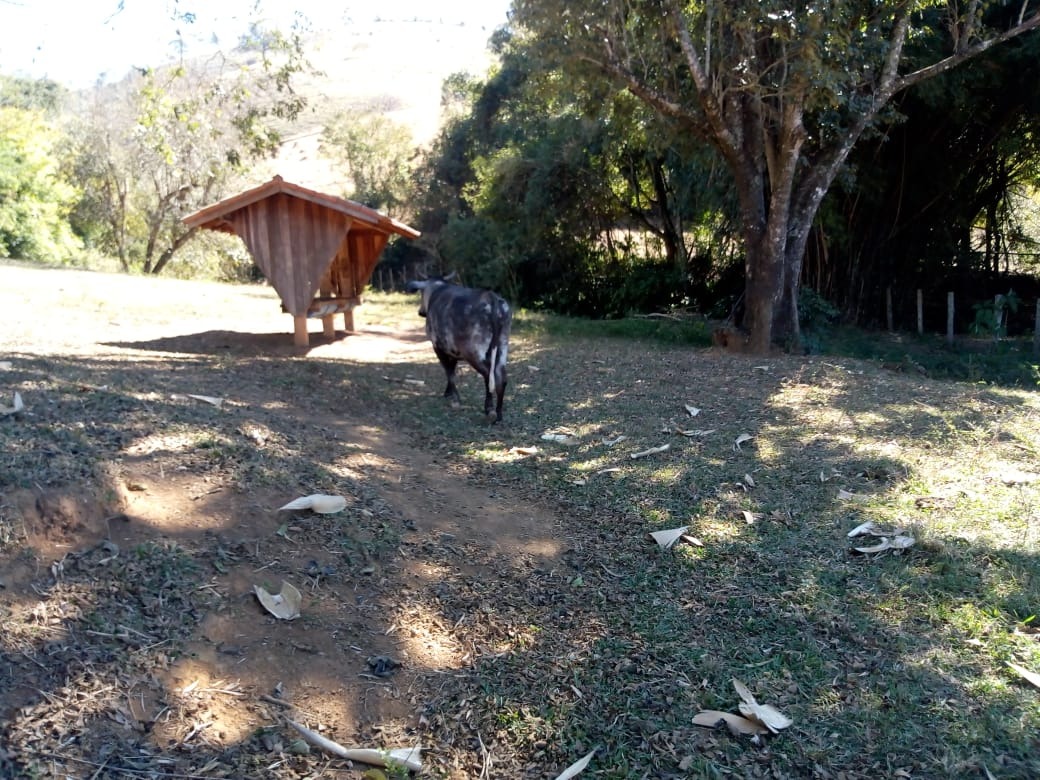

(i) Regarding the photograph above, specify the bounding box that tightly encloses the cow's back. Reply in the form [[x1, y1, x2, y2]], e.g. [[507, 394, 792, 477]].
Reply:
[[426, 285, 510, 360]]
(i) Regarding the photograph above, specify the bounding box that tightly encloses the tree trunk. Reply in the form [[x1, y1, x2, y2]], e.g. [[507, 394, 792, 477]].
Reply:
[[743, 233, 780, 352], [149, 227, 197, 276]]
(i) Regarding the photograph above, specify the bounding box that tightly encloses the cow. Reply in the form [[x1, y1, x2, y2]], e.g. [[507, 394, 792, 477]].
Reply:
[[404, 273, 512, 423]]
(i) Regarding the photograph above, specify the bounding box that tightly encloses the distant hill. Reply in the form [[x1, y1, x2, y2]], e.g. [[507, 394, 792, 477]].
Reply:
[[258, 18, 500, 193]]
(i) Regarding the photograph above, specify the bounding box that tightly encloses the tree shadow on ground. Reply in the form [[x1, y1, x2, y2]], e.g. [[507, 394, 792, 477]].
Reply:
[[0, 346, 561, 777], [2, 326, 1039, 777], [382, 335, 1040, 777]]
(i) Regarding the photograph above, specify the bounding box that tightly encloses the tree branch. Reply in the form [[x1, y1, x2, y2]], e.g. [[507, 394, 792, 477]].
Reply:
[[893, 10, 1040, 94]]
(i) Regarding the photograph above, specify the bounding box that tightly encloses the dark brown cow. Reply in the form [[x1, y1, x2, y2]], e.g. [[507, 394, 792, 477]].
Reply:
[[405, 274, 512, 423]]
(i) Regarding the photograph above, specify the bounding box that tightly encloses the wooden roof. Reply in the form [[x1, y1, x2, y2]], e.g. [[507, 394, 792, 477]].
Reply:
[[182, 176, 419, 318], [183, 175, 419, 239]]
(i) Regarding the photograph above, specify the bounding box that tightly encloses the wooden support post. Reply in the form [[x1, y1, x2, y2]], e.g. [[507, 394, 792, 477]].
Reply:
[[946, 292, 955, 345], [322, 314, 336, 339], [342, 308, 356, 332], [886, 287, 893, 332], [293, 315, 310, 347], [1034, 300, 1040, 354], [917, 289, 924, 335]]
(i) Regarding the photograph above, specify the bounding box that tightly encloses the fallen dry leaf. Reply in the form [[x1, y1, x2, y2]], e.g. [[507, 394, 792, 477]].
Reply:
[[382, 376, 425, 386], [847, 520, 882, 537], [553, 748, 596, 780], [853, 535, 915, 554], [187, 394, 224, 408], [0, 391, 24, 417], [733, 433, 753, 451], [732, 678, 793, 733], [542, 432, 578, 444], [254, 581, 302, 620], [674, 427, 716, 437], [288, 720, 422, 772], [508, 446, 539, 456], [684, 404, 701, 417], [631, 443, 670, 459], [991, 467, 1039, 485], [649, 526, 689, 549], [1006, 662, 1040, 690], [693, 709, 769, 736], [279, 494, 347, 514]]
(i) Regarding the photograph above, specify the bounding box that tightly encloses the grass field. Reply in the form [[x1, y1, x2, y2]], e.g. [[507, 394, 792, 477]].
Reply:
[[1, 265, 1039, 778]]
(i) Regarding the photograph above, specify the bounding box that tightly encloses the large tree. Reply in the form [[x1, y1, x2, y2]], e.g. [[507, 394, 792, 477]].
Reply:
[[511, 0, 1040, 351], [70, 24, 309, 275]]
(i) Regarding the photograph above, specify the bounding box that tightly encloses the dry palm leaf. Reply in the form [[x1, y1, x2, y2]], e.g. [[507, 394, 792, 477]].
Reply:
[[288, 720, 422, 772], [553, 748, 596, 780], [741, 510, 761, 525], [187, 394, 224, 408], [508, 446, 539, 456], [673, 427, 716, 437], [254, 581, 302, 620], [853, 535, 915, 554], [0, 391, 24, 417], [692, 710, 769, 736], [542, 432, 577, 444], [732, 678, 793, 733], [733, 433, 753, 451], [649, 526, 689, 549], [279, 494, 347, 514], [631, 443, 670, 459], [847, 521, 883, 537], [1007, 662, 1040, 690]]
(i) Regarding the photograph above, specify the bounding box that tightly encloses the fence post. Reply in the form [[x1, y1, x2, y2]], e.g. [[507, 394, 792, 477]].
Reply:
[[886, 287, 893, 332], [917, 289, 924, 335], [1034, 300, 1040, 354], [947, 292, 955, 345]]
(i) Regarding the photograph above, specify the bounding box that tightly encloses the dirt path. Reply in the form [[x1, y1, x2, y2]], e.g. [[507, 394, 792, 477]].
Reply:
[[0, 264, 566, 777]]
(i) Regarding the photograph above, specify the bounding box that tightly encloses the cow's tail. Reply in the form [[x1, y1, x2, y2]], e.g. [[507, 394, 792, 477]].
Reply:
[[487, 345, 499, 394], [486, 298, 511, 394]]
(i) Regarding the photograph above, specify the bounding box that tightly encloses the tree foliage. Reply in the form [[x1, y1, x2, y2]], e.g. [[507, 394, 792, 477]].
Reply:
[[809, 22, 1040, 326], [68, 25, 310, 275], [320, 114, 417, 217], [0, 105, 81, 262], [508, 0, 1040, 351], [412, 32, 740, 316]]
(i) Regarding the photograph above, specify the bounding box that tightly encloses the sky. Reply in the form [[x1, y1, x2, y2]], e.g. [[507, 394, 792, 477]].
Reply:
[[0, 0, 512, 89]]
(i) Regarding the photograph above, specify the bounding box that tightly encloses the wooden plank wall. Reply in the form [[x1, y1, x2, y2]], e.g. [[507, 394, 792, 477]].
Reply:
[[228, 194, 351, 315]]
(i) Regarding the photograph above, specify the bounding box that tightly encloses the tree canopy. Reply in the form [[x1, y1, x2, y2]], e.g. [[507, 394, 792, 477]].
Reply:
[[505, 0, 1040, 350]]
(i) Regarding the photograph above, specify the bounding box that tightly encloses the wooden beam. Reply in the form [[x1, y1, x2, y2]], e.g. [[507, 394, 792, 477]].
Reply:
[[293, 315, 310, 347]]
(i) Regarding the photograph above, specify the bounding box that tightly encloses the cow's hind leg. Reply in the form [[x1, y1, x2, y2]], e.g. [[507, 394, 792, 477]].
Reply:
[[492, 365, 507, 423], [435, 348, 461, 405], [482, 379, 494, 417]]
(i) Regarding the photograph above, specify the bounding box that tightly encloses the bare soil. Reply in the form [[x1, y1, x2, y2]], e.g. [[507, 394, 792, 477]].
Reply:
[[0, 264, 564, 778]]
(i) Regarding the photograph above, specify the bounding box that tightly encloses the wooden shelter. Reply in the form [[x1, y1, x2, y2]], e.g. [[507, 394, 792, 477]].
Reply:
[[183, 175, 419, 346]]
